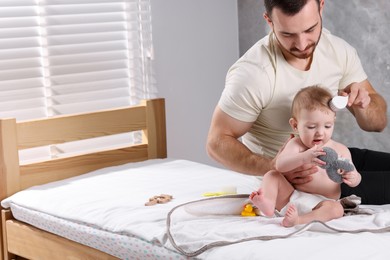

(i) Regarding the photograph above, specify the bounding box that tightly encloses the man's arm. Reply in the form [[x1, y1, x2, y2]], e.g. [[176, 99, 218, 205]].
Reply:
[[343, 79, 387, 132], [207, 106, 319, 181], [206, 106, 272, 176]]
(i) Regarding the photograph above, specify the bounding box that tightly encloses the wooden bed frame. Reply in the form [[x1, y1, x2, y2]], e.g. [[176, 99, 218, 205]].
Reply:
[[0, 98, 167, 260]]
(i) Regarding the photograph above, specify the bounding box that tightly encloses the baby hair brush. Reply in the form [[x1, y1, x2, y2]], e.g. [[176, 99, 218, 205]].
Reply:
[[329, 95, 348, 111]]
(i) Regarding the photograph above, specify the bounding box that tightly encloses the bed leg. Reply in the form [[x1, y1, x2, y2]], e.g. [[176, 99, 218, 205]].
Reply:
[[1, 210, 16, 260], [1, 210, 4, 260]]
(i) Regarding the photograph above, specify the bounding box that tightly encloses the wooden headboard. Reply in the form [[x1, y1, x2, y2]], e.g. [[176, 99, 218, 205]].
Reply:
[[0, 98, 167, 202]]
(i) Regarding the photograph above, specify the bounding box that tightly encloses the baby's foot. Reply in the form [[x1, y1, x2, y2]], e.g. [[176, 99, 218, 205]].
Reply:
[[282, 204, 299, 227], [249, 189, 275, 216]]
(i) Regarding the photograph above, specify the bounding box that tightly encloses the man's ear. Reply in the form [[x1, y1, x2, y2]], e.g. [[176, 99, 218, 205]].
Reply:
[[320, 0, 325, 14], [289, 118, 298, 131], [263, 12, 273, 28]]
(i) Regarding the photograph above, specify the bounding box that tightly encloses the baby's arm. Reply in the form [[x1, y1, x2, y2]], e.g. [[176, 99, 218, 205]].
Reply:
[[335, 144, 362, 187], [275, 138, 326, 172]]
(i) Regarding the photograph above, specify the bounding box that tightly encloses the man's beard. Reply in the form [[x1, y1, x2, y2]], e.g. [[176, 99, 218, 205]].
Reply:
[[289, 43, 316, 59], [275, 27, 322, 60]]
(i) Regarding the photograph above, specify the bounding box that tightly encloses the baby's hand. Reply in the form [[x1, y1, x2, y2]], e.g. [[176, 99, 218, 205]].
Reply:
[[342, 171, 361, 187], [303, 145, 326, 166]]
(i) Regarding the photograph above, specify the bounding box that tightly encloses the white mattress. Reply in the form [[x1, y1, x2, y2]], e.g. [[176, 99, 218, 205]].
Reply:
[[9, 203, 182, 259], [2, 159, 390, 259], [1, 159, 260, 259]]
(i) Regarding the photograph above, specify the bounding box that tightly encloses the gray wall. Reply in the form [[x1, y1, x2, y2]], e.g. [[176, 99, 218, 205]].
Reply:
[[151, 0, 239, 166], [238, 0, 390, 152]]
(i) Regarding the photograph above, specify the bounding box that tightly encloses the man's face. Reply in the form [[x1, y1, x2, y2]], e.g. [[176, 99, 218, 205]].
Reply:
[[265, 0, 323, 59]]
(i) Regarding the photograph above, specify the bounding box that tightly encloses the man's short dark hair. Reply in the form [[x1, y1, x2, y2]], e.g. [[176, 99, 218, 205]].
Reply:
[[264, 0, 321, 17]]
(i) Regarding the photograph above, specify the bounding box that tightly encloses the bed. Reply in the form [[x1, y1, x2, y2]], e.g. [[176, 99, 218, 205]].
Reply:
[[1, 98, 390, 260]]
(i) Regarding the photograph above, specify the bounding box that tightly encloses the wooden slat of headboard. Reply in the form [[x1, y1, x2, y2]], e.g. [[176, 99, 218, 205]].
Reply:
[[0, 119, 21, 201], [17, 105, 147, 150], [19, 144, 148, 189], [142, 99, 167, 159]]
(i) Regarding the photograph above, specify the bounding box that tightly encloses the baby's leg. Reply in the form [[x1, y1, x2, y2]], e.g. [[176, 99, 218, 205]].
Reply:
[[282, 200, 344, 227], [281, 204, 298, 227], [250, 170, 294, 217], [249, 189, 275, 216]]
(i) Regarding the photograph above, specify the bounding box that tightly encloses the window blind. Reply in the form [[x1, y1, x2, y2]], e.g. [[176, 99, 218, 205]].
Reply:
[[0, 0, 156, 120], [0, 0, 156, 162]]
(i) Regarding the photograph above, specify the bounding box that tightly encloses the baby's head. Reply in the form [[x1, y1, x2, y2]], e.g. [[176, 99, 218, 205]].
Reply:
[[290, 85, 336, 147], [291, 85, 334, 118]]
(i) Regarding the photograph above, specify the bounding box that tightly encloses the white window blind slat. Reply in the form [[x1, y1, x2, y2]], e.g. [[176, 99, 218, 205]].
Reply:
[[50, 78, 130, 94], [50, 97, 133, 115], [46, 23, 127, 36], [49, 50, 129, 65], [0, 17, 38, 28], [0, 48, 41, 60], [49, 60, 128, 76], [0, 98, 45, 111], [47, 32, 127, 46], [0, 108, 47, 121], [47, 41, 127, 56], [49, 69, 129, 85], [0, 77, 43, 90], [0, 88, 44, 102], [0, 8, 37, 18], [40, 0, 124, 4], [0, 68, 42, 81], [0, 58, 41, 71]]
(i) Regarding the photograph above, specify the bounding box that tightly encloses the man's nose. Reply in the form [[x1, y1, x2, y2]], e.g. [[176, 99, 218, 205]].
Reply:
[[295, 34, 309, 51]]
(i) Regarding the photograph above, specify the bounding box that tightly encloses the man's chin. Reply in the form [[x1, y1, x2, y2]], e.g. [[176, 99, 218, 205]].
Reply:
[[292, 51, 313, 59], [290, 46, 315, 59]]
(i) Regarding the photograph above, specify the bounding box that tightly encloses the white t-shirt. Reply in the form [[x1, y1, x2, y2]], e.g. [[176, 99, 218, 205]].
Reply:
[[219, 29, 367, 158]]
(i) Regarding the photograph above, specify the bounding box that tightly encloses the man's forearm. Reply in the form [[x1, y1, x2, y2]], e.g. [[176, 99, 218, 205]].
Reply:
[[207, 136, 272, 176], [352, 93, 387, 132]]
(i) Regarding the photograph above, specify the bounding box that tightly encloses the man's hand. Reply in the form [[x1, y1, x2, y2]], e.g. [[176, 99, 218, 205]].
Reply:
[[341, 80, 387, 132], [340, 84, 370, 109], [283, 164, 318, 185]]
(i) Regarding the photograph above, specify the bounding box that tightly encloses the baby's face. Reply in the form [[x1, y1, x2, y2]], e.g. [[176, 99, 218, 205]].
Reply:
[[296, 108, 336, 148]]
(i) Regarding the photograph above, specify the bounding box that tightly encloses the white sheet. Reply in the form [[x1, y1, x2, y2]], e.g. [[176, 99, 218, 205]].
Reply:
[[2, 159, 390, 259], [1, 159, 260, 258]]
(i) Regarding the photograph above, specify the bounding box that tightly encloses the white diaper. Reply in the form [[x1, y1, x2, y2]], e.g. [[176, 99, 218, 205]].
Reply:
[[276, 190, 332, 217]]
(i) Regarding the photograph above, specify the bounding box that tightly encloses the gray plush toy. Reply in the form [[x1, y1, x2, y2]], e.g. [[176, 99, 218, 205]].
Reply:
[[318, 147, 355, 183]]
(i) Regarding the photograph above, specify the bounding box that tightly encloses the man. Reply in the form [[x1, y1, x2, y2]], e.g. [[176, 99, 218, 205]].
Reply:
[[206, 0, 389, 204]]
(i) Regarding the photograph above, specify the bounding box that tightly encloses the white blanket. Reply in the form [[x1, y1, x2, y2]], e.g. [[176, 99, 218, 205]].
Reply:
[[167, 195, 390, 257]]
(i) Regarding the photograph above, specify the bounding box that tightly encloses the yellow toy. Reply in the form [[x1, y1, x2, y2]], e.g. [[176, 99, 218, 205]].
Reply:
[[241, 203, 257, 217], [202, 186, 237, 197]]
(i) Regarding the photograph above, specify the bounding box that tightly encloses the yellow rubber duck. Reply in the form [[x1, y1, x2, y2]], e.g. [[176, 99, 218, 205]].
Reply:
[[241, 203, 257, 217]]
